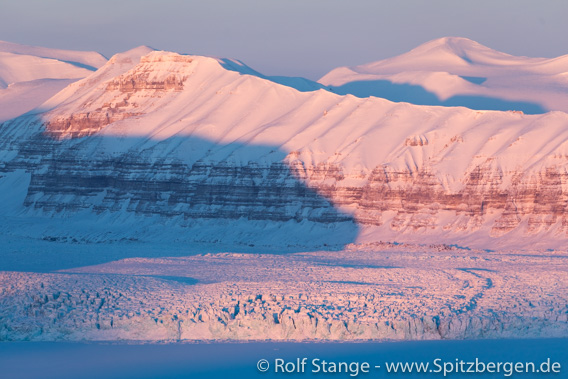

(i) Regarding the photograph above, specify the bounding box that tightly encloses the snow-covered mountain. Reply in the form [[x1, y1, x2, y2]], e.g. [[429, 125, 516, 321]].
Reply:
[[2, 40, 568, 249], [320, 37, 568, 114], [2, 41, 568, 344], [0, 41, 107, 122]]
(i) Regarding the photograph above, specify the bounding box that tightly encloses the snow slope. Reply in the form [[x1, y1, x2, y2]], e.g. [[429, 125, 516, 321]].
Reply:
[[320, 37, 568, 114], [218, 57, 325, 92], [2, 43, 568, 248], [0, 41, 107, 122], [1, 41, 568, 345], [0, 40, 107, 73]]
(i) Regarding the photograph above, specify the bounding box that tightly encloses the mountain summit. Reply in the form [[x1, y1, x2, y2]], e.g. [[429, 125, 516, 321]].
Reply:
[[320, 37, 568, 114], [1, 45, 568, 248], [364, 37, 544, 72]]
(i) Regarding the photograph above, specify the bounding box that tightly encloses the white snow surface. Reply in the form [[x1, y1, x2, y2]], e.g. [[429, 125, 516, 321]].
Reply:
[[2, 42, 568, 248], [26, 49, 568, 247], [38, 48, 568, 175], [319, 37, 568, 114], [0, 41, 107, 122], [0, 40, 107, 73], [0, 79, 76, 122]]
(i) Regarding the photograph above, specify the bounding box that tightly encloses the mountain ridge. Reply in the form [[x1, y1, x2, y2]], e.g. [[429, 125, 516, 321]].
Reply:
[[320, 37, 568, 114], [0, 40, 107, 71], [2, 40, 568, 249], [0, 41, 109, 123]]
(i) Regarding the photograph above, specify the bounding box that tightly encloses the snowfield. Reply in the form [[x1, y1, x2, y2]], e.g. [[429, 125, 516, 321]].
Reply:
[[320, 37, 568, 114], [0, 40, 106, 122]]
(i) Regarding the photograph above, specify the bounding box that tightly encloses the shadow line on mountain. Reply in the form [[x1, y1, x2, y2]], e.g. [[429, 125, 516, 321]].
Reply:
[[0, 116, 360, 269], [459, 76, 487, 85], [330, 79, 547, 114], [58, 59, 100, 72], [218, 58, 327, 93]]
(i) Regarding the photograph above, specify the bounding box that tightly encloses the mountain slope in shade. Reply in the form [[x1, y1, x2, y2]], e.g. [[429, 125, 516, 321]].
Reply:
[[218, 57, 325, 92], [0, 41, 108, 122], [3, 47, 568, 249], [319, 37, 568, 114]]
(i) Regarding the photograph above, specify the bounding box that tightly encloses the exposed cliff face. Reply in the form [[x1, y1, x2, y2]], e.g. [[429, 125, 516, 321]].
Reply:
[[23, 157, 351, 224], [44, 52, 190, 139], [2, 49, 568, 248], [288, 161, 568, 237]]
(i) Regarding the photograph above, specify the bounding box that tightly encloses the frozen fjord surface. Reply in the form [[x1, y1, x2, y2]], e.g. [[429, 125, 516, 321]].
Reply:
[[1, 339, 566, 379], [1, 243, 567, 342]]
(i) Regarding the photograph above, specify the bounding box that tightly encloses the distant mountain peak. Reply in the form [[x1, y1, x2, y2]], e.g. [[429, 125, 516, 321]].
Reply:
[[415, 36, 484, 50], [0, 40, 107, 70], [3, 41, 568, 248], [107, 45, 156, 65], [319, 36, 568, 114], [403, 36, 512, 65]]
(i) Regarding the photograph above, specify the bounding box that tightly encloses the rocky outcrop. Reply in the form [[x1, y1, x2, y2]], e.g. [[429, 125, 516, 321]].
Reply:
[[44, 52, 191, 139], [23, 157, 352, 224], [2, 115, 568, 245], [45, 111, 141, 139], [105, 73, 185, 92], [2, 50, 568, 246], [287, 160, 568, 236]]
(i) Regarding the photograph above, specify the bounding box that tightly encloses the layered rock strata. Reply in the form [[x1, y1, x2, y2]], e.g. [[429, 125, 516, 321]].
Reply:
[[1, 50, 568, 245]]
